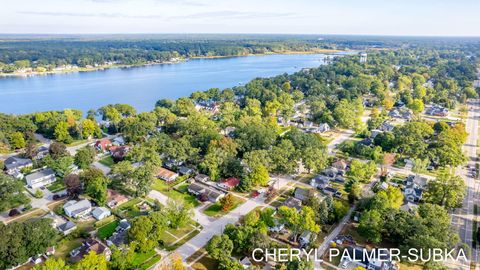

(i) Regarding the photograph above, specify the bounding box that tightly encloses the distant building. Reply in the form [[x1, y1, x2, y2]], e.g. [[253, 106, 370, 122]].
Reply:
[[282, 197, 303, 211], [217, 177, 240, 190], [70, 239, 111, 262], [95, 139, 112, 152], [58, 221, 77, 235], [25, 168, 56, 189], [106, 189, 128, 209], [359, 53, 368, 63]]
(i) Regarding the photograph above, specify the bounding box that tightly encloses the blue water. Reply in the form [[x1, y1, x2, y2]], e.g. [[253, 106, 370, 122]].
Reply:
[[0, 53, 331, 114]]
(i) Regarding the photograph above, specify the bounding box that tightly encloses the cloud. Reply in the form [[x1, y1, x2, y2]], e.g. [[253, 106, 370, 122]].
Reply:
[[18, 11, 165, 19], [172, 10, 298, 20], [88, 0, 207, 7]]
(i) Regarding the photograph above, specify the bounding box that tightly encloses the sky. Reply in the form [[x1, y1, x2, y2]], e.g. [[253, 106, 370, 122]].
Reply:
[[1, 0, 479, 36]]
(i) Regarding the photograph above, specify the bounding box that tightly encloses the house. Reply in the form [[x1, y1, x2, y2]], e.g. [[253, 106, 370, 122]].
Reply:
[[188, 182, 207, 196], [95, 139, 112, 152], [109, 146, 130, 161], [58, 221, 77, 235], [155, 167, 179, 182], [299, 231, 315, 247], [282, 197, 303, 211], [293, 187, 312, 203], [425, 105, 448, 117], [194, 174, 210, 182], [117, 219, 131, 231], [359, 138, 373, 146], [218, 177, 240, 190], [205, 189, 225, 203], [63, 199, 92, 218], [403, 175, 428, 203], [70, 239, 111, 262], [112, 136, 125, 146], [178, 166, 194, 175], [319, 123, 331, 133], [310, 175, 330, 190], [379, 121, 395, 132], [92, 207, 111, 221], [106, 189, 128, 208], [332, 159, 348, 171], [268, 220, 285, 233], [4, 156, 33, 174], [323, 187, 342, 198], [35, 146, 50, 160], [25, 168, 56, 189], [11, 170, 24, 179], [342, 246, 398, 270]]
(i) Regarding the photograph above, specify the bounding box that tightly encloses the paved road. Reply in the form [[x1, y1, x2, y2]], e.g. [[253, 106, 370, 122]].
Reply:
[[327, 129, 355, 155], [449, 99, 480, 269]]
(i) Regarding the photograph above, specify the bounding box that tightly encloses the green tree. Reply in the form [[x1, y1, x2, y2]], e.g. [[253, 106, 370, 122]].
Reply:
[[408, 98, 425, 113], [425, 169, 466, 209], [74, 146, 96, 169], [0, 174, 30, 211], [75, 251, 108, 270], [9, 132, 26, 149], [54, 121, 72, 143], [164, 199, 192, 229], [358, 210, 383, 243], [35, 257, 71, 270], [206, 234, 233, 261]]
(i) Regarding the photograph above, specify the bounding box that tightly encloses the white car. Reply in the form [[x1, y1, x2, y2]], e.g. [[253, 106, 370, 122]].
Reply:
[[341, 260, 350, 269]]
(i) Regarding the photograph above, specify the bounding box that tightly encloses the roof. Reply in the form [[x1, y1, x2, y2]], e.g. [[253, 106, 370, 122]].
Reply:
[[155, 167, 178, 179], [188, 182, 207, 193], [107, 189, 128, 207], [294, 187, 311, 202], [92, 207, 110, 217], [64, 199, 92, 216], [4, 156, 33, 170], [178, 166, 194, 175], [221, 177, 240, 188], [332, 159, 348, 170], [195, 174, 209, 181], [95, 139, 112, 149], [58, 221, 76, 232], [283, 197, 302, 211], [25, 168, 55, 182]]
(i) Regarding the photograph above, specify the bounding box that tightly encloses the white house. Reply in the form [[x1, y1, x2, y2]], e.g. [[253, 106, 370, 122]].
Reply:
[[92, 207, 111, 221], [64, 199, 92, 218], [25, 168, 56, 189]]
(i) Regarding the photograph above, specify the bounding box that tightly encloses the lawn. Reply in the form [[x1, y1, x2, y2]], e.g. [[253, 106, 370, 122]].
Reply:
[[55, 238, 84, 260], [192, 254, 219, 270], [158, 221, 202, 250], [47, 180, 66, 193], [203, 196, 245, 217], [99, 156, 115, 167], [152, 179, 199, 207], [131, 250, 157, 268], [97, 220, 119, 239]]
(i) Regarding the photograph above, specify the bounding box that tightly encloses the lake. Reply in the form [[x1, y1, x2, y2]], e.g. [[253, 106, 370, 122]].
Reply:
[[0, 53, 334, 115]]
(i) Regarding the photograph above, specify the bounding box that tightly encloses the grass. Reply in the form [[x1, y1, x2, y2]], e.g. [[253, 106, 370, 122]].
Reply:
[[152, 179, 200, 207], [203, 196, 245, 217], [97, 220, 119, 239], [47, 180, 66, 193], [131, 250, 157, 268], [139, 254, 161, 270], [192, 254, 219, 270], [99, 156, 115, 167], [55, 238, 84, 260], [8, 208, 47, 224], [118, 198, 142, 210]]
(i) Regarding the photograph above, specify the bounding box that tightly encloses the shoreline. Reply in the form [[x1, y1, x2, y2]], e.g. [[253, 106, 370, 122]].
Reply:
[[0, 49, 342, 78]]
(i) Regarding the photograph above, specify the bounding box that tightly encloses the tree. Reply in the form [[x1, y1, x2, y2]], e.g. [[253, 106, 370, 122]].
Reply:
[[245, 165, 269, 187], [109, 245, 135, 270], [49, 142, 69, 159], [64, 174, 81, 197], [164, 199, 192, 229], [333, 99, 363, 129], [206, 234, 233, 261], [80, 168, 108, 205], [347, 160, 377, 183], [0, 219, 57, 269], [44, 155, 74, 177], [348, 182, 361, 203], [74, 146, 96, 169], [269, 140, 297, 174], [35, 257, 71, 270], [408, 99, 424, 113], [425, 169, 466, 209], [371, 187, 404, 210], [9, 132, 26, 149], [0, 174, 31, 211], [128, 216, 158, 252], [358, 210, 383, 243], [75, 251, 108, 270], [81, 119, 96, 139], [54, 121, 72, 143], [220, 193, 235, 212]]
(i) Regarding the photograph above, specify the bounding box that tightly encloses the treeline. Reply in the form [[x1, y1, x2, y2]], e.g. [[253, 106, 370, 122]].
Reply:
[[0, 36, 331, 72]]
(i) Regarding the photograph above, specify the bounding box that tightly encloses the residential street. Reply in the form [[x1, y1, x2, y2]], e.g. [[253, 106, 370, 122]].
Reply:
[[448, 99, 480, 269]]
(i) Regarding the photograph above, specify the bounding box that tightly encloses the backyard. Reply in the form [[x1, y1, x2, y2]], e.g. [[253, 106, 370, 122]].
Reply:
[[151, 179, 199, 207], [97, 219, 119, 239], [99, 156, 115, 167]]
